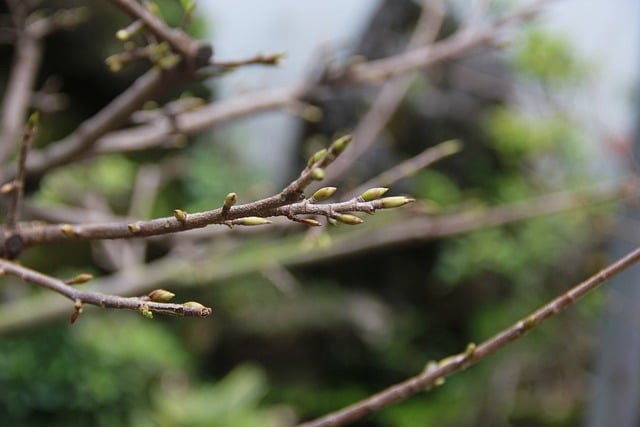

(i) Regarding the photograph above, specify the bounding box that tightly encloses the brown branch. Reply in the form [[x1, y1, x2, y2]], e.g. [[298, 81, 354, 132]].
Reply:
[[0, 180, 627, 336], [4, 113, 37, 230], [323, 0, 445, 184], [0, 67, 176, 183], [298, 244, 640, 427], [79, 1, 547, 161], [0, 258, 211, 318], [109, 0, 212, 68]]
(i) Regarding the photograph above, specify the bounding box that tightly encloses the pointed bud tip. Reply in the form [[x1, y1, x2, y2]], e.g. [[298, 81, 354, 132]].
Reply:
[[361, 187, 389, 201], [336, 214, 363, 225], [312, 186, 337, 201], [380, 196, 414, 209]]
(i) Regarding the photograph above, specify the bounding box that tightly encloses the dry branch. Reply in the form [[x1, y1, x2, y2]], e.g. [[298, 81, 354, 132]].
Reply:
[[298, 244, 640, 427]]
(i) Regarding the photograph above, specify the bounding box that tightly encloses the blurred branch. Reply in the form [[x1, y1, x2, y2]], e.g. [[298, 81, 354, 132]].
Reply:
[[323, 0, 445, 184], [0, 7, 87, 164], [76, 0, 548, 161], [298, 244, 640, 427], [109, 0, 212, 68]]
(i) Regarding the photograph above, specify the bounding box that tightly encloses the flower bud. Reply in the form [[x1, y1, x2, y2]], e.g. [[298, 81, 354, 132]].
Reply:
[[336, 214, 363, 225], [148, 289, 176, 302], [329, 135, 352, 155], [360, 187, 388, 201], [173, 209, 187, 222], [307, 148, 327, 167], [312, 187, 337, 202], [379, 196, 414, 209], [239, 217, 271, 226], [310, 168, 325, 180]]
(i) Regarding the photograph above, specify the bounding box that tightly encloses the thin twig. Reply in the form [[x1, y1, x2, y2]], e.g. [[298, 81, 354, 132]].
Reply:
[[109, 0, 211, 68], [75, 1, 547, 162], [324, 0, 445, 184], [298, 245, 640, 427], [0, 258, 212, 318], [346, 139, 462, 199], [5, 112, 38, 230], [211, 52, 285, 69]]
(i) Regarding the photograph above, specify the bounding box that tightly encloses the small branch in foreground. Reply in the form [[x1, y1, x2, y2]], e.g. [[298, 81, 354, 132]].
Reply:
[[298, 245, 640, 427], [0, 259, 212, 319]]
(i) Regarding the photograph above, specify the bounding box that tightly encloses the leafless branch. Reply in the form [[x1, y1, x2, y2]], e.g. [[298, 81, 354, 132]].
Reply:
[[108, 0, 211, 68], [0, 258, 211, 320], [298, 244, 640, 427]]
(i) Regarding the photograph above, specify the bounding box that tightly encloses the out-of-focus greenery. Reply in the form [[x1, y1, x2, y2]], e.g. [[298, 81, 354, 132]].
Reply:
[[0, 1, 613, 427]]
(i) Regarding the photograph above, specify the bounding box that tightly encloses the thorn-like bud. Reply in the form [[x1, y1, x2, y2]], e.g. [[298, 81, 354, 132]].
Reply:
[[329, 135, 352, 156], [361, 187, 389, 201], [223, 192, 237, 212], [66, 273, 94, 285], [60, 224, 75, 237], [128, 223, 141, 233], [312, 187, 337, 202], [379, 196, 415, 209], [336, 214, 363, 225], [239, 217, 271, 226], [307, 148, 327, 167], [148, 288, 175, 302], [298, 218, 322, 227], [310, 168, 325, 180], [173, 209, 187, 222]]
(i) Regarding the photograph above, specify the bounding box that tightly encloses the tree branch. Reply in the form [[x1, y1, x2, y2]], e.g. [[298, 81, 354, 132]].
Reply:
[[0, 258, 212, 319], [298, 244, 640, 427]]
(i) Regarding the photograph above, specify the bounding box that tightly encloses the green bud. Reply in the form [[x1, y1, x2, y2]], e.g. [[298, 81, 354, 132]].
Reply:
[[148, 289, 176, 302], [307, 148, 327, 167], [440, 139, 463, 155], [336, 214, 363, 225], [361, 187, 389, 201], [60, 224, 75, 237], [139, 305, 153, 319], [223, 192, 237, 210], [105, 55, 122, 73], [173, 209, 187, 221], [464, 342, 476, 359], [183, 301, 212, 317], [27, 111, 40, 126], [329, 135, 352, 155], [116, 29, 129, 41], [310, 168, 325, 180], [312, 186, 337, 201], [379, 196, 414, 209], [239, 217, 271, 226], [67, 273, 93, 285]]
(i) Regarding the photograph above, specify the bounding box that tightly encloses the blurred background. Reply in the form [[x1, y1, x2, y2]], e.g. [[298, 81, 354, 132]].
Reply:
[[0, 0, 639, 426]]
